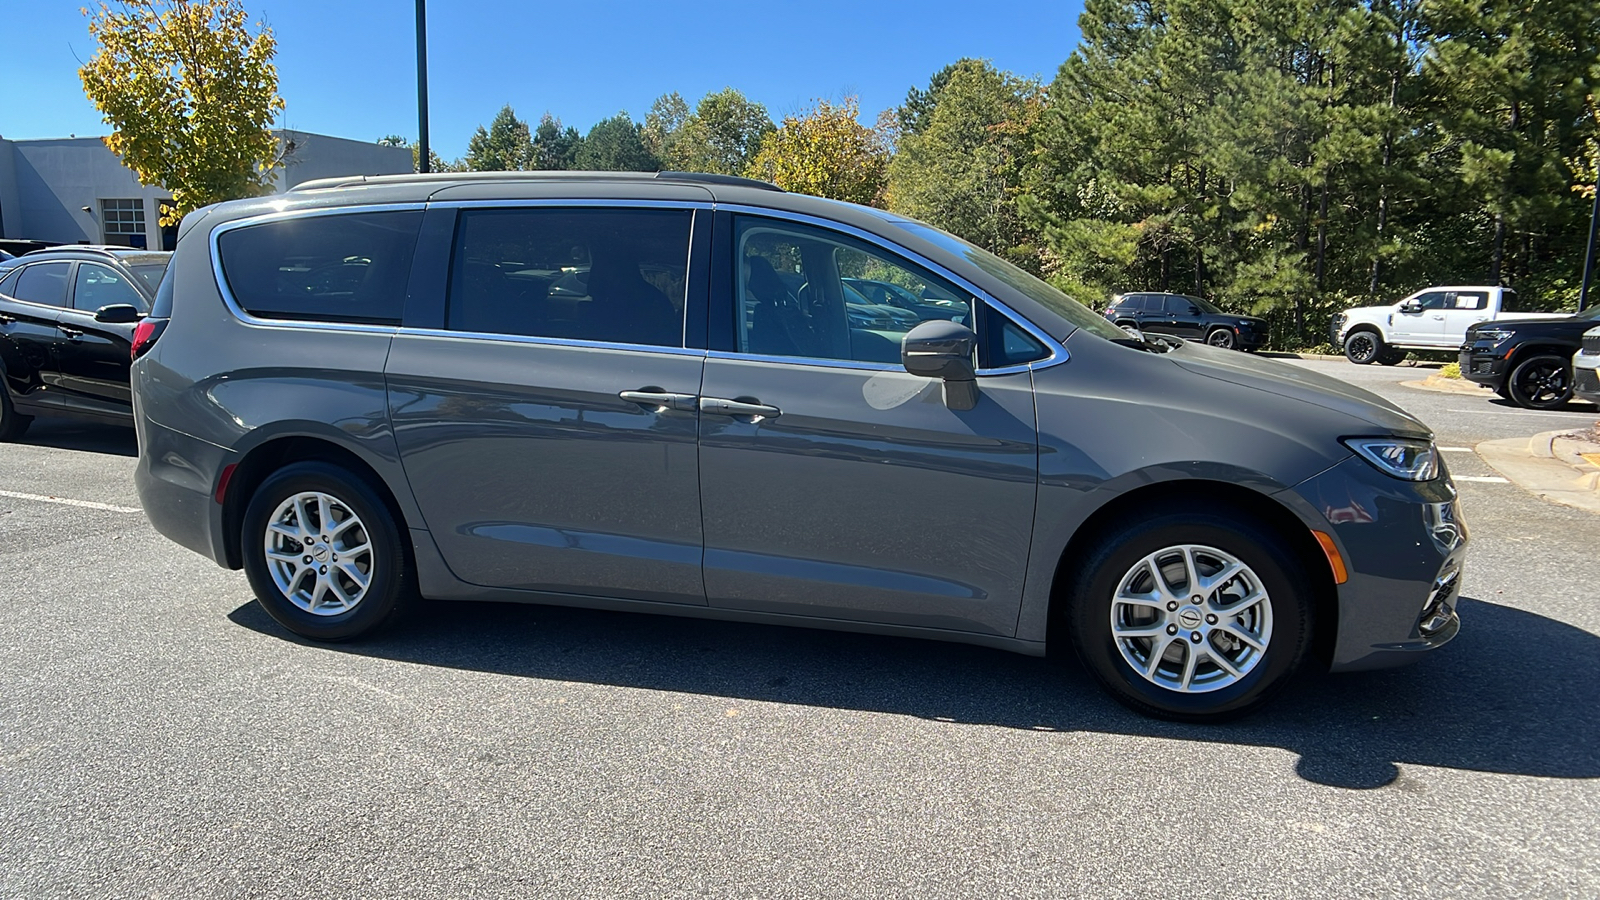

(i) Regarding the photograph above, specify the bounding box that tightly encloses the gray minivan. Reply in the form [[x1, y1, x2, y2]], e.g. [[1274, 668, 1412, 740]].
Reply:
[[131, 172, 1465, 720]]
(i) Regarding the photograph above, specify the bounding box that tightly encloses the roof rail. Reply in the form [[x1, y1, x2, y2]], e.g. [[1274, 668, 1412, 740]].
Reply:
[[288, 169, 783, 193], [654, 171, 783, 192]]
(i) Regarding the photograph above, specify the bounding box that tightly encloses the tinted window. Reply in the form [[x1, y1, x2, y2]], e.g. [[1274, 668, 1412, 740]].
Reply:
[[736, 216, 972, 364], [1138, 295, 1162, 311], [150, 264, 175, 318], [0, 267, 18, 296], [74, 263, 147, 312], [1415, 292, 1451, 310], [982, 304, 1048, 367], [217, 211, 422, 324], [130, 264, 168, 293], [13, 262, 71, 307], [448, 208, 691, 348], [1449, 291, 1488, 310]]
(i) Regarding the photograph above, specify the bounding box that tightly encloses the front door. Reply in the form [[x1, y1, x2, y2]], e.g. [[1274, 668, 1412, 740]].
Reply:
[[52, 261, 145, 416], [1164, 295, 1206, 340], [387, 205, 708, 604], [697, 215, 1040, 636]]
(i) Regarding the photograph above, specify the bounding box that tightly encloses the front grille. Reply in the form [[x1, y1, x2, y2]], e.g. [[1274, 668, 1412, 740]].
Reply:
[[1576, 367, 1600, 395], [1582, 332, 1600, 355], [1418, 568, 1460, 638]]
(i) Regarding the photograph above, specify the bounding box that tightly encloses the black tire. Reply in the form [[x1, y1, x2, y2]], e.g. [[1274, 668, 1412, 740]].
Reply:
[[1343, 330, 1382, 365], [0, 388, 33, 442], [1064, 506, 1314, 721], [240, 461, 412, 641], [1506, 354, 1573, 410], [1205, 327, 1237, 350], [1377, 347, 1408, 366]]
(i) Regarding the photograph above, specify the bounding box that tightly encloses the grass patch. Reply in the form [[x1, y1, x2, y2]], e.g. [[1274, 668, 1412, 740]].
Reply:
[[1438, 362, 1462, 379]]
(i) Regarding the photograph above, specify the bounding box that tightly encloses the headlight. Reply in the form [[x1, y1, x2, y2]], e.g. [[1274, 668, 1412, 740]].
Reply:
[[1473, 328, 1514, 343], [1343, 437, 1440, 481]]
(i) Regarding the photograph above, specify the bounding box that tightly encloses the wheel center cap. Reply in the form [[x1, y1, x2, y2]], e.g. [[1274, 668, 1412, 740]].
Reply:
[[312, 544, 330, 562], [1177, 607, 1203, 629]]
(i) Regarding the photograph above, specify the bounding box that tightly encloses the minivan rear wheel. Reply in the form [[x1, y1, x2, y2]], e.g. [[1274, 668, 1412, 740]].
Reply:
[[241, 461, 412, 641], [1065, 507, 1312, 721]]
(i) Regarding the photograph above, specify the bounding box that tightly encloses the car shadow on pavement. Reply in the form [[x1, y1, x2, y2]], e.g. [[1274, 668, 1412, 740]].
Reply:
[[229, 594, 1598, 790], [18, 420, 137, 457]]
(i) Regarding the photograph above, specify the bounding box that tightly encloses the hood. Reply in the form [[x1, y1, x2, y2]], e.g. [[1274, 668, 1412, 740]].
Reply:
[[1339, 305, 1392, 318], [1472, 314, 1589, 331], [1170, 343, 1430, 438]]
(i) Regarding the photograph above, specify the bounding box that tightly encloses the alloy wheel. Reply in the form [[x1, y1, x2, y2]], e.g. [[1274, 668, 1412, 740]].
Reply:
[[1206, 329, 1236, 349], [1344, 333, 1378, 364], [1513, 359, 1570, 408], [1109, 544, 1273, 693], [262, 491, 375, 616]]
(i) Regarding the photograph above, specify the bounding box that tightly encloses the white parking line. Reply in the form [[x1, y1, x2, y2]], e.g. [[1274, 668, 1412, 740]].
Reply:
[[0, 490, 141, 514], [1454, 476, 1510, 484], [1439, 447, 1473, 452]]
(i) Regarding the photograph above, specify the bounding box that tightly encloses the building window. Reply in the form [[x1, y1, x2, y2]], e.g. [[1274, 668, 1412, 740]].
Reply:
[[100, 198, 148, 248]]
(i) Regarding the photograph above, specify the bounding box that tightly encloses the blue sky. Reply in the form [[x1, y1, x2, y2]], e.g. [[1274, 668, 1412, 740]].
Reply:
[[2, 1, 1085, 160]]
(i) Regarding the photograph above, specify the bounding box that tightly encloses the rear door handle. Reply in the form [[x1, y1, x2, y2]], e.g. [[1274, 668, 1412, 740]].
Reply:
[[618, 389, 697, 412], [699, 397, 781, 421]]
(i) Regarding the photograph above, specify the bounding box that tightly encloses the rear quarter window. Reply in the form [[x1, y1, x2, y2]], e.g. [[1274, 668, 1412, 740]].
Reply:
[[216, 211, 423, 325]]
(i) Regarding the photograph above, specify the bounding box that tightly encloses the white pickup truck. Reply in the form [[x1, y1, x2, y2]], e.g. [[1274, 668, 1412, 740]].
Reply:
[[1330, 285, 1567, 364]]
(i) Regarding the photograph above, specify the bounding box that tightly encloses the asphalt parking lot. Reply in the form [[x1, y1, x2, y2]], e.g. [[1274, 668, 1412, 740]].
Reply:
[[2, 359, 1597, 899]]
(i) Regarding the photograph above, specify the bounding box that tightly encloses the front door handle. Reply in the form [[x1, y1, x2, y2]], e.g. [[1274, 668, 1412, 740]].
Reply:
[[619, 389, 697, 412], [57, 325, 83, 339], [699, 397, 781, 422]]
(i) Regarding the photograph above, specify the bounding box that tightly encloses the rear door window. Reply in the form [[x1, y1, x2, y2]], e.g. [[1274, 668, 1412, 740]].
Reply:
[[446, 207, 692, 348], [13, 262, 72, 307], [217, 211, 423, 324]]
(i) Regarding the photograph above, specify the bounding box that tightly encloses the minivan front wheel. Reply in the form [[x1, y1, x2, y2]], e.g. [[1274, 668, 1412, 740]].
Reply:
[[1066, 508, 1312, 721], [241, 461, 411, 641]]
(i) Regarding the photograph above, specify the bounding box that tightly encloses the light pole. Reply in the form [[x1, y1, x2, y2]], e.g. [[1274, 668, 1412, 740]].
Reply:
[[415, 0, 430, 174], [1581, 165, 1599, 312]]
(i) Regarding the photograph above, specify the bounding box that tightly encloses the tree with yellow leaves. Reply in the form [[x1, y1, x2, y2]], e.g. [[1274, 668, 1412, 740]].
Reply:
[[745, 98, 888, 207], [80, 0, 284, 223]]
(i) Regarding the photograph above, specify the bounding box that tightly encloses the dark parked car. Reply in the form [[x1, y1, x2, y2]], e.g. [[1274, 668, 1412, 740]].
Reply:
[[132, 171, 1463, 721], [0, 246, 170, 439], [1458, 307, 1600, 409], [1103, 292, 1268, 351]]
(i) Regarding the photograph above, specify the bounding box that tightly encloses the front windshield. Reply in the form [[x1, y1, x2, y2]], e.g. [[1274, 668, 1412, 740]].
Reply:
[[889, 220, 1128, 341]]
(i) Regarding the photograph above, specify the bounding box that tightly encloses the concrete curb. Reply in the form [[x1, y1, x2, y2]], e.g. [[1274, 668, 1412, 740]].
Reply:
[[1403, 376, 1488, 396], [1476, 429, 1600, 514]]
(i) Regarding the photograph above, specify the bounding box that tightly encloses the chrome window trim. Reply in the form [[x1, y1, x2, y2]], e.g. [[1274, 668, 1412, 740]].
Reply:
[[714, 203, 1067, 376], [208, 202, 427, 336], [705, 349, 900, 372], [393, 325, 709, 358]]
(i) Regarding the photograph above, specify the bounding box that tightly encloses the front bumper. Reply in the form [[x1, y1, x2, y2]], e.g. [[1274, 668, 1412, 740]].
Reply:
[[1458, 341, 1510, 388], [1574, 353, 1600, 405], [1283, 454, 1468, 672]]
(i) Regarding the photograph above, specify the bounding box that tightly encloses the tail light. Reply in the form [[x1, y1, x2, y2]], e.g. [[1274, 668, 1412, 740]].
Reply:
[[131, 317, 168, 361]]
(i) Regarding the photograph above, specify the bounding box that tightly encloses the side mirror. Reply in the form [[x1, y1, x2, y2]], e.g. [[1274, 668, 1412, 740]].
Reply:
[[1187, 305, 1201, 315], [902, 320, 978, 411], [1399, 300, 1422, 314], [94, 303, 142, 324]]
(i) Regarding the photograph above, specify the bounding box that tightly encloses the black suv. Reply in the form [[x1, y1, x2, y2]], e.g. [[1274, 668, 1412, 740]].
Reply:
[[1103, 292, 1268, 351], [0, 246, 170, 439], [1458, 308, 1600, 409]]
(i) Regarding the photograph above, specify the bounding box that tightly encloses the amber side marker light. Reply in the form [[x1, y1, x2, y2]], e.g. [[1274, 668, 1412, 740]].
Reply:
[[1311, 530, 1349, 584]]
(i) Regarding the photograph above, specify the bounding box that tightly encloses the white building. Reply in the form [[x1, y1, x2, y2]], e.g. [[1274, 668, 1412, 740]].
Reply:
[[0, 130, 412, 251]]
